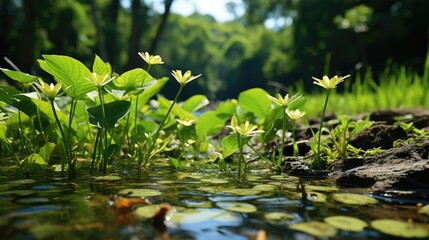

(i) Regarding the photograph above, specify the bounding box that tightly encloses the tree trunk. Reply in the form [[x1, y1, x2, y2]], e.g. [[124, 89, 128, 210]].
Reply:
[[90, 0, 107, 60], [125, 0, 145, 70], [150, 0, 174, 54]]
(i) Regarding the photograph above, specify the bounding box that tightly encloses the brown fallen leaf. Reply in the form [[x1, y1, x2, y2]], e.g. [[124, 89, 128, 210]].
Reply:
[[110, 195, 151, 211], [245, 229, 267, 240]]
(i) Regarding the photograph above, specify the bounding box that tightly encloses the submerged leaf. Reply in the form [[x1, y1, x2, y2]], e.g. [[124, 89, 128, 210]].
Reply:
[[324, 215, 368, 232], [371, 219, 429, 238]]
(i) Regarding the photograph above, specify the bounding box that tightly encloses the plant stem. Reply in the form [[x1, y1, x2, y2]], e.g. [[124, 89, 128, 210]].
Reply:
[[292, 119, 298, 156], [315, 90, 331, 169], [278, 107, 287, 166], [50, 100, 69, 175], [142, 85, 184, 168], [237, 134, 243, 179], [98, 88, 108, 174]]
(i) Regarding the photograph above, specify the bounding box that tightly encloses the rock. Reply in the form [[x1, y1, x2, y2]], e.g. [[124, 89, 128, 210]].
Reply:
[[370, 108, 429, 129], [333, 139, 429, 200], [349, 123, 407, 150]]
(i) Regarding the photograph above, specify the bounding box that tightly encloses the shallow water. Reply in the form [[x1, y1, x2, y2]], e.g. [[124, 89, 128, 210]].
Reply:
[[0, 164, 428, 240]]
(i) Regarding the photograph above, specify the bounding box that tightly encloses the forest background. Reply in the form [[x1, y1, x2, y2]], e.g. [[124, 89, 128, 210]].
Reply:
[[1, 0, 428, 100]]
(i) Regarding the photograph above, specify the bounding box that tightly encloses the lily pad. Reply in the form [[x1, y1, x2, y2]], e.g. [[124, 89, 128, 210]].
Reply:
[[332, 193, 378, 205], [118, 188, 162, 197], [324, 215, 368, 232], [252, 184, 278, 192], [223, 188, 262, 196], [170, 208, 240, 225], [200, 178, 229, 184], [289, 221, 337, 238], [264, 212, 295, 224], [418, 204, 429, 215], [182, 199, 213, 208], [371, 219, 429, 238], [134, 205, 162, 219], [93, 175, 121, 181], [307, 191, 327, 203], [216, 201, 257, 213]]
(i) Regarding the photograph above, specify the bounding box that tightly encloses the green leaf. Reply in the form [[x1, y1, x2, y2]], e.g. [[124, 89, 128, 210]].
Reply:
[[216, 201, 257, 213], [170, 208, 239, 225], [139, 77, 169, 106], [118, 188, 162, 197], [113, 68, 156, 96], [332, 193, 378, 205], [0, 86, 38, 117], [0, 68, 37, 84], [196, 111, 225, 140], [289, 221, 337, 238], [39, 55, 95, 99], [0, 124, 6, 143], [38, 142, 56, 163], [214, 100, 237, 120], [87, 100, 131, 128], [324, 216, 368, 232], [158, 96, 196, 121], [238, 88, 271, 118], [92, 55, 111, 76], [23, 153, 48, 166], [182, 95, 209, 113], [168, 156, 184, 170], [371, 219, 429, 238], [221, 133, 239, 158]]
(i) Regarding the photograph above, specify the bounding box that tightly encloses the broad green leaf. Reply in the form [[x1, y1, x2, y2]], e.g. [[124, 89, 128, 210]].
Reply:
[[307, 191, 328, 203], [168, 156, 184, 170], [113, 68, 156, 96], [182, 95, 209, 112], [325, 216, 368, 232], [92, 55, 111, 76], [39, 55, 95, 99], [214, 100, 237, 120], [332, 193, 378, 205], [38, 142, 56, 163], [170, 208, 239, 225], [0, 68, 37, 84], [94, 175, 122, 181], [223, 188, 262, 196], [87, 100, 131, 128], [139, 77, 169, 106], [238, 88, 271, 118], [0, 86, 39, 117], [0, 124, 7, 143], [118, 188, 162, 197], [196, 111, 225, 140], [221, 133, 238, 158], [158, 96, 196, 121], [289, 221, 337, 238], [216, 201, 257, 213], [265, 212, 295, 224], [371, 219, 429, 238], [134, 205, 163, 219], [23, 153, 48, 166]]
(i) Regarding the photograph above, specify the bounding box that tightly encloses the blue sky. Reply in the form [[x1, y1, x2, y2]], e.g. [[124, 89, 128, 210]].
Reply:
[[150, 0, 244, 22]]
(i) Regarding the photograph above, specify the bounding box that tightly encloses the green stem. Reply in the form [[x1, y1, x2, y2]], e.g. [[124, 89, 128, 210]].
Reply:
[[292, 120, 298, 156], [315, 90, 331, 169], [18, 110, 30, 155], [134, 95, 139, 140], [142, 85, 184, 168], [50, 100, 69, 174], [67, 99, 77, 178], [91, 128, 101, 174], [98, 88, 108, 174], [278, 107, 287, 166], [237, 134, 243, 179]]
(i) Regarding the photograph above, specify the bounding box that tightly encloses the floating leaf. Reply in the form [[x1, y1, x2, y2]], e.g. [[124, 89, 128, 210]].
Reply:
[[134, 205, 161, 219], [216, 201, 257, 213], [223, 188, 262, 196], [200, 178, 228, 184], [170, 208, 240, 225], [307, 191, 327, 203], [324, 215, 368, 232], [93, 175, 121, 181], [182, 199, 213, 208], [118, 188, 162, 197], [332, 193, 378, 205], [371, 219, 429, 238], [252, 184, 278, 192], [418, 204, 429, 215], [264, 212, 295, 224], [289, 221, 337, 238]]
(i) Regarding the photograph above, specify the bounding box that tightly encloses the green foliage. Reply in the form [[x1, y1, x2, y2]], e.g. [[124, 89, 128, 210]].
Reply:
[[238, 88, 271, 118], [87, 100, 131, 128]]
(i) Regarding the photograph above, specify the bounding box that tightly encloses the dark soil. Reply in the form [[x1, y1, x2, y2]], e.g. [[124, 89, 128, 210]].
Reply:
[[282, 108, 429, 203]]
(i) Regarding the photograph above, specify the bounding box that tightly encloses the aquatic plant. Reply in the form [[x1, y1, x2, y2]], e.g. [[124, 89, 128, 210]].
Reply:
[[285, 108, 306, 156]]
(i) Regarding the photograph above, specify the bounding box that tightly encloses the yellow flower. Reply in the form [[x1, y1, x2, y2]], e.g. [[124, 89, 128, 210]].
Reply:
[[85, 72, 115, 89], [171, 70, 201, 86], [286, 108, 306, 120], [138, 52, 164, 65], [176, 119, 196, 126], [227, 116, 264, 138], [267, 92, 302, 107], [312, 75, 350, 89], [35, 79, 62, 101]]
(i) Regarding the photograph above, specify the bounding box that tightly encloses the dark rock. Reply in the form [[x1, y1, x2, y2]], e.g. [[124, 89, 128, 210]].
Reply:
[[333, 139, 429, 200], [349, 123, 407, 150], [370, 108, 429, 129]]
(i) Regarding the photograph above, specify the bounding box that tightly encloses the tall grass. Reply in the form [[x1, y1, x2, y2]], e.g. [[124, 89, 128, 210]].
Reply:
[[301, 59, 429, 117]]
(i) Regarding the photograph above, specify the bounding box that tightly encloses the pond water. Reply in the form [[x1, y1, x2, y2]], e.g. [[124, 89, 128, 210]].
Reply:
[[0, 163, 428, 240]]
